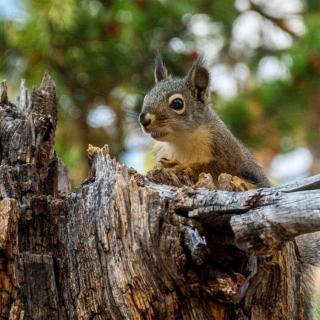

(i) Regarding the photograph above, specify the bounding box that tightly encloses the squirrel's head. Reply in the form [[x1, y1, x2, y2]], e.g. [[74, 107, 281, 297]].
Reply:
[[139, 54, 211, 142]]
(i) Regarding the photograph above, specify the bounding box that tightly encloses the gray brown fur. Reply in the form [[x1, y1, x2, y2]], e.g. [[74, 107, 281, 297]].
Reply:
[[140, 55, 270, 188]]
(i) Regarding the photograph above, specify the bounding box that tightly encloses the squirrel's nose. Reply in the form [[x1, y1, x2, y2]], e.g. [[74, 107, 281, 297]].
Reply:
[[139, 112, 152, 127]]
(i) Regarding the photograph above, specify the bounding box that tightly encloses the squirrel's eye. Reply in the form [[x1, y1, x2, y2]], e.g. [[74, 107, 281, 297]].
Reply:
[[170, 98, 184, 110]]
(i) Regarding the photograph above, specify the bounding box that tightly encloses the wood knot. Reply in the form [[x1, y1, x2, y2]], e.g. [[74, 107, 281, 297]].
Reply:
[[245, 192, 263, 208]]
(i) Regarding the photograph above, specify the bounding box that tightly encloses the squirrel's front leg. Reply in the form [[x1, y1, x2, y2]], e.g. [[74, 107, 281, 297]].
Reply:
[[150, 158, 257, 191], [174, 161, 258, 191], [160, 159, 257, 191], [158, 159, 219, 189], [158, 158, 197, 182], [146, 158, 196, 187], [158, 159, 212, 185]]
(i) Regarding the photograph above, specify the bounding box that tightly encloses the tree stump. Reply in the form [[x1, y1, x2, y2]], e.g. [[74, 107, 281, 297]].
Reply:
[[0, 75, 318, 320]]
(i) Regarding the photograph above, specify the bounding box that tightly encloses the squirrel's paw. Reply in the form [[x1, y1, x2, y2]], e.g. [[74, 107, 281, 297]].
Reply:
[[218, 173, 255, 191], [159, 158, 194, 184], [171, 165, 194, 179], [147, 164, 195, 187], [159, 159, 192, 178], [159, 158, 182, 168], [158, 158, 194, 179], [152, 158, 197, 185], [194, 173, 216, 190], [146, 167, 184, 187]]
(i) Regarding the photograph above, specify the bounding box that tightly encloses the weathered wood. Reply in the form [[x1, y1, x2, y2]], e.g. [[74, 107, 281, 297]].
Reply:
[[0, 199, 20, 320], [0, 75, 318, 320], [17, 79, 29, 112], [173, 180, 320, 255], [275, 174, 320, 192], [0, 81, 8, 104], [0, 73, 60, 320]]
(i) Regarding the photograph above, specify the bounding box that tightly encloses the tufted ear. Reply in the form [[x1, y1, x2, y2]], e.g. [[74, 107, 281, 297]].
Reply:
[[154, 53, 168, 83], [185, 56, 210, 103]]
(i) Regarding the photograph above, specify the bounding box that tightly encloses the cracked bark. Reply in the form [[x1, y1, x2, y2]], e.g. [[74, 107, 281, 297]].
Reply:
[[0, 74, 318, 320]]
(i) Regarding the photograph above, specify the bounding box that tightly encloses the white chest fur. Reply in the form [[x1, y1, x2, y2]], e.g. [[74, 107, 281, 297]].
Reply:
[[153, 125, 213, 165]]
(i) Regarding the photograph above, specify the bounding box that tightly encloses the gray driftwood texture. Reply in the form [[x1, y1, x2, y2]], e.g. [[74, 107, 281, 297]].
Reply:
[[0, 75, 319, 320]]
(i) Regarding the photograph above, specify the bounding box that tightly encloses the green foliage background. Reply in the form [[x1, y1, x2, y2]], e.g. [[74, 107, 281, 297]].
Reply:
[[1, 0, 320, 187]]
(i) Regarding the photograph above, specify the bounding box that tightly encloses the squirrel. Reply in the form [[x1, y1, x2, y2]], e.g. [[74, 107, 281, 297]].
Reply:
[[139, 54, 270, 189], [139, 54, 320, 319]]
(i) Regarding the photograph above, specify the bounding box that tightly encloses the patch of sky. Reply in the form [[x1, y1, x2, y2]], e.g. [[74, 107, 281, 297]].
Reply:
[[87, 105, 116, 128], [0, 0, 27, 20], [269, 147, 313, 183]]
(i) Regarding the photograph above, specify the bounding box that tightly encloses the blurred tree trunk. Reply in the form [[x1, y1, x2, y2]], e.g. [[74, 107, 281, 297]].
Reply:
[[1, 75, 317, 320]]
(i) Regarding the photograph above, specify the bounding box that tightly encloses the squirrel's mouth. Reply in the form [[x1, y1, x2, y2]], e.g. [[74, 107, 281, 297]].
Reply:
[[149, 130, 169, 140]]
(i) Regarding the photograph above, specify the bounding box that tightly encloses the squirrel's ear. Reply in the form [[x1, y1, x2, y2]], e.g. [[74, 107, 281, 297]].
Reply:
[[154, 53, 168, 83], [186, 56, 210, 103]]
